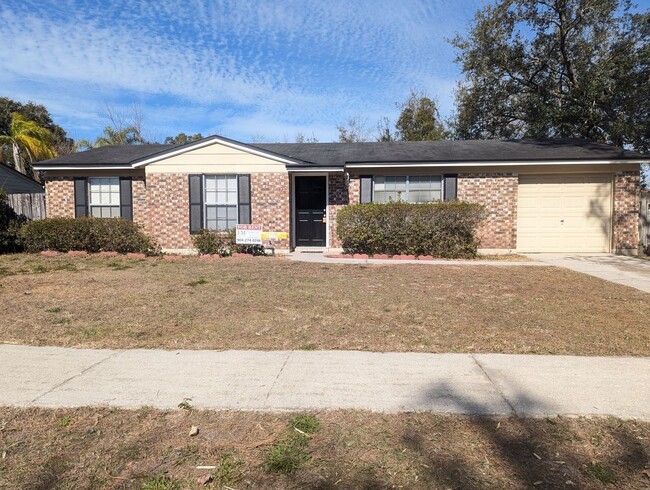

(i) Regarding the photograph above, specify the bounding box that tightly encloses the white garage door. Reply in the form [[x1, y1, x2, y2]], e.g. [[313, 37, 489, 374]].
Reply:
[[517, 174, 612, 253]]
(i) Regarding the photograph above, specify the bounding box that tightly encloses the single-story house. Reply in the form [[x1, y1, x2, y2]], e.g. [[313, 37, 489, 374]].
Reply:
[[33, 136, 646, 254]]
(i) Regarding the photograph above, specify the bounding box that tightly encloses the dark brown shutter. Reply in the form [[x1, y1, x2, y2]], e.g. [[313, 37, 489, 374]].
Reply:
[[444, 175, 457, 201], [74, 177, 88, 217], [359, 176, 373, 203], [237, 174, 251, 224], [188, 174, 203, 233], [119, 177, 133, 220]]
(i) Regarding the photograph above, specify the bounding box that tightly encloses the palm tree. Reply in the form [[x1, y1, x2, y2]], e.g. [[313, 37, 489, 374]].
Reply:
[[77, 125, 145, 150], [0, 112, 57, 174]]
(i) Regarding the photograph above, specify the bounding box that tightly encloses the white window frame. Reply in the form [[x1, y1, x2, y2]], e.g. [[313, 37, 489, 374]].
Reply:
[[373, 175, 443, 203], [203, 174, 239, 231], [88, 177, 121, 218]]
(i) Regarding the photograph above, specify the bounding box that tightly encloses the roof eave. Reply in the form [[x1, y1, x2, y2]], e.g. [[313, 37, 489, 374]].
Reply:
[[344, 159, 647, 168]]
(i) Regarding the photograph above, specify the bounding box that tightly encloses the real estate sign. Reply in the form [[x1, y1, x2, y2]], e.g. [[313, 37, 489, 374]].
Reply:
[[235, 224, 263, 245]]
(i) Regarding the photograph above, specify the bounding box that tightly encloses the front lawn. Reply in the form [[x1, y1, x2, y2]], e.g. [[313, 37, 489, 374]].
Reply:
[[0, 254, 648, 355], [1, 407, 649, 489]]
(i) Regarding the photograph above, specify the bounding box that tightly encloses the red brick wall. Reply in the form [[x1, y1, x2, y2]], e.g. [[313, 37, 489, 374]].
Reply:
[[132, 176, 147, 225], [328, 173, 352, 248], [251, 173, 291, 250], [457, 173, 518, 249], [145, 173, 191, 250], [613, 170, 640, 252], [45, 177, 75, 217]]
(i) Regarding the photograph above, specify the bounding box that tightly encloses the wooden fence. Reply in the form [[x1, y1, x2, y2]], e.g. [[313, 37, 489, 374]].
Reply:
[[641, 190, 649, 253], [7, 193, 45, 220]]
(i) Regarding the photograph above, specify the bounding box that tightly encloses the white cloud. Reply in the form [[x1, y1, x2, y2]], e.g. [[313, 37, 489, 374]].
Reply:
[[0, 0, 482, 141]]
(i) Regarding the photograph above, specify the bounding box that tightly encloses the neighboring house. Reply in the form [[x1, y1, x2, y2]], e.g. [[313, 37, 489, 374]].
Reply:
[[33, 136, 646, 254], [0, 163, 44, 195], [1, 163, 45, 220]]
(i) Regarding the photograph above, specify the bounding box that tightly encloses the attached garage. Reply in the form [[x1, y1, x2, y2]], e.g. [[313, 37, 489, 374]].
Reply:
[[517, 174, 612, 253]]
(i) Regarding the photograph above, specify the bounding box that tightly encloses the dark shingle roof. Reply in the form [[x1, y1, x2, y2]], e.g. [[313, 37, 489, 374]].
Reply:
[[253, 139, 647, 167], [0, 163, 44, 193], [34, 137, 647, 169], [35, 144, 175, 167]]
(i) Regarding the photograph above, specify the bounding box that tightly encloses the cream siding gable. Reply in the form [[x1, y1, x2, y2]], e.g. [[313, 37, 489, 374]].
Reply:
[[145, 140, 288, 174]]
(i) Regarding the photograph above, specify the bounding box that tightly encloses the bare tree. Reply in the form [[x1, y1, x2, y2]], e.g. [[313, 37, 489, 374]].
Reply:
[[336, 116, 372, 143]]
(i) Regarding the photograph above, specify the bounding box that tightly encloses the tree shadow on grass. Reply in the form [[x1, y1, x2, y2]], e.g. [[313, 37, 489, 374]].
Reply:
[[408, 381, 649, 489]]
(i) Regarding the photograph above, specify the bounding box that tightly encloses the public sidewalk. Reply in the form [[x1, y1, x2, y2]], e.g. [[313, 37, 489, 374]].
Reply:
[[2, 345, 649, 419]]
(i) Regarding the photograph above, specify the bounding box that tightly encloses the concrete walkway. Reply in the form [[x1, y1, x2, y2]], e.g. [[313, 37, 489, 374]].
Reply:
[[532, 254, 650, 293], [288, 252, 544, 266], [2, 345, 649, 419]]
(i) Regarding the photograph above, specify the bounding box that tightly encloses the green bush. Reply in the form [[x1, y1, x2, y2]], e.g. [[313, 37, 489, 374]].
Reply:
[[192, 228, 265, 256], [19, 217, 159, 255], [192, 228, 232, 255], [336, 200, 486, 258], [0, 190, 27, 254]]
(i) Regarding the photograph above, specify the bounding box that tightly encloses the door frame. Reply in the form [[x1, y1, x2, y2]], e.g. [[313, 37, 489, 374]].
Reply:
[[291, 173, 329, 249]]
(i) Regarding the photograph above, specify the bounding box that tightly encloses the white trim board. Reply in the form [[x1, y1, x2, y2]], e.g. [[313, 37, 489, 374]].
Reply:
[[345, 159, 647, 168]]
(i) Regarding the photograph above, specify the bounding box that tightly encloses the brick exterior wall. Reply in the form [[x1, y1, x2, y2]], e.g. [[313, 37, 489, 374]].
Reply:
[[132, 176, 147, 224], [457, 173, 518, 250], [251, 173, 290, 250], [327, 173, 352, 248], [613, 170, 640, 252], [45, 177, 75, 217], [146, 173, 192, 250]]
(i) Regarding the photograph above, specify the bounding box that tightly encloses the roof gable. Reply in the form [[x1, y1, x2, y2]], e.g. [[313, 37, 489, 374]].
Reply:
[[0, 164, 44, 194]]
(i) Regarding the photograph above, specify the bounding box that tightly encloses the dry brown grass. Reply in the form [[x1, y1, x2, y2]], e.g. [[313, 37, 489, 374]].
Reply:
[[1, 407, 649, 489], [0, 254, 648, 355]]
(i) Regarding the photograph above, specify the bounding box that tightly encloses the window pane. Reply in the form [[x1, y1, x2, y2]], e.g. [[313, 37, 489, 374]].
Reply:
[[227, 206, 237, 220], [206, 206, 216, 220], [205, 177, 216, 191], [90, 206, 102, 217]]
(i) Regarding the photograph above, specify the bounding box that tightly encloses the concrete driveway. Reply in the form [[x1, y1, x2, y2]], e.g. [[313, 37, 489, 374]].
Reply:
[[531, 254, 650, 293]]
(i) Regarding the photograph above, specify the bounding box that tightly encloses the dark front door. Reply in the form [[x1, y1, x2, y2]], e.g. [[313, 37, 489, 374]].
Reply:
[[295, 176, 326, 247]]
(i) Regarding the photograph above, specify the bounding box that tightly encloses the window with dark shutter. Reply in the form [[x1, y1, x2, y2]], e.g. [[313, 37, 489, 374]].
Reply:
[[237, 174, 251, 224], [188, 174, 203, 233], [74, 178, 88, 217], [359, 175, 373, 203], [119, 177, 133, 220], [444, 175, 458, 201]]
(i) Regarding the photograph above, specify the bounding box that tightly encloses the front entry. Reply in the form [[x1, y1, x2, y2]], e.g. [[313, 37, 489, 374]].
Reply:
[[295, 176, 327, 247]]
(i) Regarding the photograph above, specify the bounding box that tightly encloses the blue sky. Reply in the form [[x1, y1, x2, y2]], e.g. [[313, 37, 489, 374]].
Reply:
[[2, 0, 486, 143]]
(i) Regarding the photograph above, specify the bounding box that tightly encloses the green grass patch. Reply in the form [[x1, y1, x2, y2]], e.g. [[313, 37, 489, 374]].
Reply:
[[299, 343, 317, 351], [187, 278, 208, 287], [46, 307, 63, 313], [57, 416, 72, 427], [265, 414, 320, 475], [213, 453, 246, 486], [107, 261, 132, 270], [586, 462, 618, 484], [140, 476, 181, 490], [290, 414, 321, 434]]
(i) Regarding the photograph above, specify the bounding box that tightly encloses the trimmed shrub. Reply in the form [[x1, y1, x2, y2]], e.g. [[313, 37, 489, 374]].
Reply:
[[192, 228, 265, 256], [19, 217, 159, 255], [336, 200, 486, 258], [0, 190, 27, 254], [192, 229, 232, 256]]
